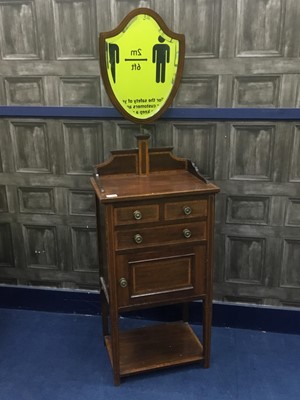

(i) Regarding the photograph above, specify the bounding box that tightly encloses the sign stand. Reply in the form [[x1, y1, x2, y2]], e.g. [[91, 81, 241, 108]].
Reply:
[[136, 129, 150, 176]]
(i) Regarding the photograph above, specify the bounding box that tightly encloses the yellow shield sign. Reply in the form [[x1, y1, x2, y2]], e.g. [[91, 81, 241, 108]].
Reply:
[[99, 8, 185, 124]]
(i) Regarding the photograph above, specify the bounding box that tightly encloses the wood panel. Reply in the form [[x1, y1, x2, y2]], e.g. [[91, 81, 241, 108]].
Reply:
[[172, 123, 216, 179], [0, 0, 39, 59], [0, 223, 14, 268], [229, 124, 274, 180], [52, 0, 97, 59], [10, 121, 51, 173], [236, 0, 285, 57], [4, 77, 44, 105], [225, 236, 265, 284], [23, 224, 59, 269], [59, 77, 101, 106]]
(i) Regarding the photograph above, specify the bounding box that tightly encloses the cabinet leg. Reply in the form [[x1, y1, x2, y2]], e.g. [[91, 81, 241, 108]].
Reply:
[[100, 290, 109, 340], [113, 372, 121, 386], [182, 302, 189, 323], [202, 297, 212, 368], [110, 306, 121, 386]]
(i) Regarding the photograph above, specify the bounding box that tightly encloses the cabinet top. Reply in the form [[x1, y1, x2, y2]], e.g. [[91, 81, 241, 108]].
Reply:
[[91, 170, 219, 203]]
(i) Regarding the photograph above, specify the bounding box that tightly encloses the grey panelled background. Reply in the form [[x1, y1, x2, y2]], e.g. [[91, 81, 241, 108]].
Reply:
[[0, 0, 300, 306]]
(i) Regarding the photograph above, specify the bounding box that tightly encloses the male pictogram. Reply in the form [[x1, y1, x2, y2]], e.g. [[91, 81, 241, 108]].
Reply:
[[152, 36, 170, 83]]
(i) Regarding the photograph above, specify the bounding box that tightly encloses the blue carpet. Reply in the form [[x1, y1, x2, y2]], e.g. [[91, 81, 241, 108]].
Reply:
[[0, 308, 299, 400]]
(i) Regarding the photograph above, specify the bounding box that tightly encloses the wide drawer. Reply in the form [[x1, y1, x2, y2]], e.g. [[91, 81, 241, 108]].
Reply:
[[164, 199, 208, 220], [114, 204, 159, 225], [115, 221, 206, 250]]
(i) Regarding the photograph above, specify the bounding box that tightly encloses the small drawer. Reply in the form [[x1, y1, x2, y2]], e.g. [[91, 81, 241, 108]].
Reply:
[[164, 199, 208, 220], [114, 204, 159, 225], [115, 221, 206, 250]]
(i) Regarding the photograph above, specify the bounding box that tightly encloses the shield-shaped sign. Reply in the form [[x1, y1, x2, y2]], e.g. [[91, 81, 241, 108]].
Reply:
[[99, 8, 185, 124]]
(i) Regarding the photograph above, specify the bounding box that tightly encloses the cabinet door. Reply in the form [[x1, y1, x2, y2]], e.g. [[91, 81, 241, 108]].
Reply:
[[116, 245, 207, 308]]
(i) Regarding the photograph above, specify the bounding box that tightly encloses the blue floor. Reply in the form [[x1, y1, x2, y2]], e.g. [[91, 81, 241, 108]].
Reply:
[[0, 308, 299, 400]]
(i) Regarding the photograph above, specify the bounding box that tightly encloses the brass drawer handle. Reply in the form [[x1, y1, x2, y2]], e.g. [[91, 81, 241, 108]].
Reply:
[[133, 210, 142, 220], [183, 206, 192, 216], [133, 233, 143, 244], [183, 228, 192, 239], [119, 277, 128, 288]]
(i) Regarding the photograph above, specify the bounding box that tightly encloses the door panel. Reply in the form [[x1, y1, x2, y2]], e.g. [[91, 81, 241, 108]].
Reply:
[[116, 245, 207, 308]]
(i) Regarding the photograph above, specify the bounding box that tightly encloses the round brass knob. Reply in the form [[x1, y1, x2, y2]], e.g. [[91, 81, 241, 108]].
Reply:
[[183, 206, 192, 216], [119, 278, 128, 288], [133, 210, 142, 220], [183, 228, 192, 239], [133, 233, 143, 244]]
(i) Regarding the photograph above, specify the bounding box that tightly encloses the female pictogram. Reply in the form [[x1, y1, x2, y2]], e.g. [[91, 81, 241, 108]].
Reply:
[[108, 43, 119, 83]]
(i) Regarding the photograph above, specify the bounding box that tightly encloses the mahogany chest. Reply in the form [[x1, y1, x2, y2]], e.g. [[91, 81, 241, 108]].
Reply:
[[91, 135, 219, 385]]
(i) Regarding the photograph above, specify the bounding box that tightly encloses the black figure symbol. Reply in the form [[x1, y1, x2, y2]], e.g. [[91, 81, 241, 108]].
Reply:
[[107, 43, 119, 83], [152, 36, 170, 83]]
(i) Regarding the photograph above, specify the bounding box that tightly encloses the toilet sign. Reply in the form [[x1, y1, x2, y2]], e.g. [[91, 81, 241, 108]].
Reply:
[[99, 8, 185, 124]]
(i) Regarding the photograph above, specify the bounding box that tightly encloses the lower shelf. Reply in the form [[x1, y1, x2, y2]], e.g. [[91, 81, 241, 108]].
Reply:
[[105, 322, 204, 377]]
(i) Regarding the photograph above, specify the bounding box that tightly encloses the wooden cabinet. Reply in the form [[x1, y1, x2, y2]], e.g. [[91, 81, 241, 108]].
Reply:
[[91, 135, 219, 385]]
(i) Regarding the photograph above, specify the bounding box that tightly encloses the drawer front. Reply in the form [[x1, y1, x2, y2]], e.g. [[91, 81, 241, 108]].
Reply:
[[115, 221, 206, 250], [116, 246, 207, 307], [114, 204, 159, 225], [164, 199, 208, 220]]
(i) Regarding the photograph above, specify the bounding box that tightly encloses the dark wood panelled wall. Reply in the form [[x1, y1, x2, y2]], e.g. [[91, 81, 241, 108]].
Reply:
[[0, 0, 300, 307]]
